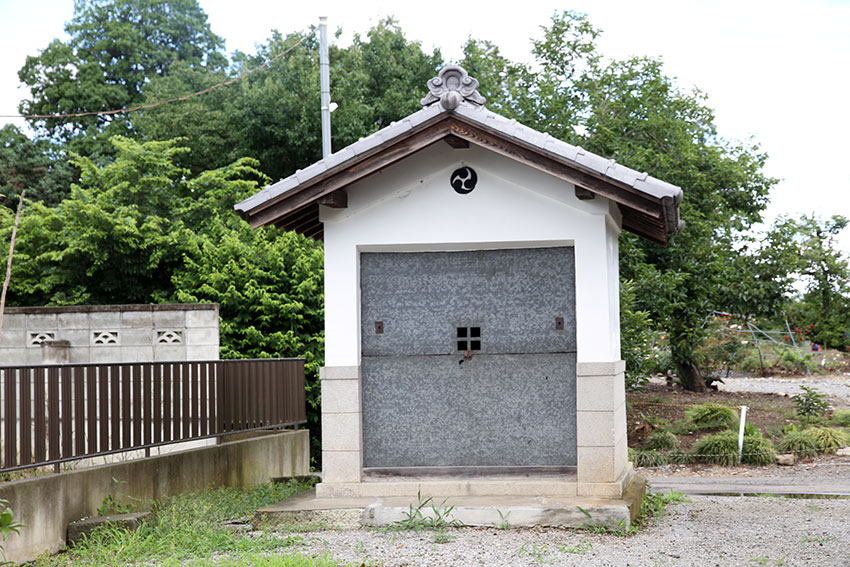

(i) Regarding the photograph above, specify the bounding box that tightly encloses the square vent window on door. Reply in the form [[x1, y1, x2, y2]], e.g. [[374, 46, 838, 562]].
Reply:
[[457, 327, 481, 351]]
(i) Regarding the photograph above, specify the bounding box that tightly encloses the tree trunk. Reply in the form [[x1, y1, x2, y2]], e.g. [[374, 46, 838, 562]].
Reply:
[[677, 361, 708, 392], [0, 190, 25, 341]]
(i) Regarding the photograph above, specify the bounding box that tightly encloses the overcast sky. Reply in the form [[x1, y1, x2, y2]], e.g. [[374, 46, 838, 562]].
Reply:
[[1, 0, 848, 250]]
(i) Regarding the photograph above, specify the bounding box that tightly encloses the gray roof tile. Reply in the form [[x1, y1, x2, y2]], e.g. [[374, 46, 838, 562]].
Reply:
[[235, 98, 682, 218]]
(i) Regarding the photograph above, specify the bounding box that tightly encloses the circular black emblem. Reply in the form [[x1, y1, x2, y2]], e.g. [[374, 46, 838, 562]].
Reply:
[[450, 167, 478, 194]]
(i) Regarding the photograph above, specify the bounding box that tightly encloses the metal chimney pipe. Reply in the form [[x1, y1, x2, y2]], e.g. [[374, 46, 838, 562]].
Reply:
[[319, 16, 331, 159]]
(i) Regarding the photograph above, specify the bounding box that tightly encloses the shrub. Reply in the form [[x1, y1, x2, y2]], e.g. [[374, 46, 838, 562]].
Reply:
[[644, 430, 679, 452], [805, 427, 850, 454], [777, 429, 820, 457], [685, 403, 738, 430], [629, 449, 669, 468], [832, 409, 850, 427], [692, 432, 776, 466], [792, 386, 830, 418]]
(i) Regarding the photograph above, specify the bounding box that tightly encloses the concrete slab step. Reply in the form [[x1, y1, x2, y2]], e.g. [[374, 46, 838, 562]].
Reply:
[[256, 477, 646, 530]]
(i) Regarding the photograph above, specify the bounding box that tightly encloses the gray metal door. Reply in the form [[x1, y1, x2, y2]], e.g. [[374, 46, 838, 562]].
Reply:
[[360, 247, 577, 469]]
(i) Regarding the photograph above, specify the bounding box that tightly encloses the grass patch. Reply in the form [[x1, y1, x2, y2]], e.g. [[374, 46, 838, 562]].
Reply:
[[32, 479, 321, 567]]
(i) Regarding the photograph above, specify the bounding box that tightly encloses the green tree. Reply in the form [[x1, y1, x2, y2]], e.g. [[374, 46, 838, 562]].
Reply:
[[18, 0, 226, 156], [778, 215, 850, 349], [135, 19, 442, 181], [463, 12, 777, 391], [0, 124, 75, 208], [0, 136, 325, 451]]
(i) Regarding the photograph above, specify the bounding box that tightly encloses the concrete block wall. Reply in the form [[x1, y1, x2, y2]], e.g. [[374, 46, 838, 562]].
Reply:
[[0, 304, 220, 365]]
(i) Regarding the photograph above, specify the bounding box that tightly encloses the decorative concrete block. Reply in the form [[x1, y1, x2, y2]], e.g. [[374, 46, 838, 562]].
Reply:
[[185, 345, 219, 360], [577, 446, 616, 483], [319, 366, 360, 380], [321, 413, 361, 451], [577, 411, 615, 447], [186, 309, 218, 328], [120, 311, 153, 328], [322, 451, 361, 483], [57, 312, 90, 329], [27, 314, 58, 329], [184, 327, 218, 346], [153, 310, 186, 327], [321, 379, 361, 413]]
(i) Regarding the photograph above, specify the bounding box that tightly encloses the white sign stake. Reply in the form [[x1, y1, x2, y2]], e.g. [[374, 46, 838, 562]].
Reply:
[[738, 405, 749, 464]]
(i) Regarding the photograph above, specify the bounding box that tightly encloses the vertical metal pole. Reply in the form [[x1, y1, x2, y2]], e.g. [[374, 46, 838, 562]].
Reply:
[[319, 16, 331, 159]]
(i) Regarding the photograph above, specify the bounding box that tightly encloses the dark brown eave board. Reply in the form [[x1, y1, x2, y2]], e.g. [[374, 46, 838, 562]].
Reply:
[[246, 113, 674, 244]]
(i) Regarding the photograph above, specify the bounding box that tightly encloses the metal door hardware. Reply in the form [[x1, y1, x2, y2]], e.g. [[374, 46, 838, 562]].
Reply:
[[555, 316, 565, 331], [375, 321, 384, 334]]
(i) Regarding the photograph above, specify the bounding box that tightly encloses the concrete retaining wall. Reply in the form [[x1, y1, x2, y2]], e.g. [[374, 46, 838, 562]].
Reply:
[[0, 430, 309, 564]]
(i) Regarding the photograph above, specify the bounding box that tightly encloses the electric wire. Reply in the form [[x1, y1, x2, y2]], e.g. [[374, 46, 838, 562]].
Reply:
[[0, 36, 307, 120]]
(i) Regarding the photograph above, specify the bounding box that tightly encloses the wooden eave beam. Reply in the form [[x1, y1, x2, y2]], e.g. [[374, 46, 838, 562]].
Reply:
[[318, 189, 347, 208]]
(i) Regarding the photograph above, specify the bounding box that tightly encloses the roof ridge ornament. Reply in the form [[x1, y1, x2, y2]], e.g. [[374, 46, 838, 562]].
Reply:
[[421, 65, 486, 110]]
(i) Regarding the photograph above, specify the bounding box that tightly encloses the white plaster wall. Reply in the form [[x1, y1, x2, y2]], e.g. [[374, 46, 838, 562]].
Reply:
[[320, 142, 622, 366]]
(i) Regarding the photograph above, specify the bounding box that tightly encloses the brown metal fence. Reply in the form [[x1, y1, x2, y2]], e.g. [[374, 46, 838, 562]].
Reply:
[[0, 358, 306, 472]]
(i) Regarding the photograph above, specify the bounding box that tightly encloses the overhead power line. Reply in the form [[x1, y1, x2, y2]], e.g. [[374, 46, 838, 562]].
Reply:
[[0, 36, 307, 120]]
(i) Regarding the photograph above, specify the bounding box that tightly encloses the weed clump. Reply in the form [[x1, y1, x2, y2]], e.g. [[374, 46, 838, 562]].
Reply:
[[685, 403, 737, 430], [644, 430, 678, 452]]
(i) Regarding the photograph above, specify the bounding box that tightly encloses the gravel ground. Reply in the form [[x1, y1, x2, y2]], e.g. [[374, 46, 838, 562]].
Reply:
[[716, 375, 850, 407], [283, 495, 850, 567]]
